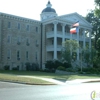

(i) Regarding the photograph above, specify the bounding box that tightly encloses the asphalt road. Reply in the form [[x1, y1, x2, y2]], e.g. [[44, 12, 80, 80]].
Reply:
[[0, 81, 100, 100]]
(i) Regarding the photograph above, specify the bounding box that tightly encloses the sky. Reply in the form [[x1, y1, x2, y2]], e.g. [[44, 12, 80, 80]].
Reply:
[[0, 0, 95, 20]]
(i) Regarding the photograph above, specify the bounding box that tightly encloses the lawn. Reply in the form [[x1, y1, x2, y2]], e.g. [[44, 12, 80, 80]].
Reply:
[[0, 70, 100, 85]]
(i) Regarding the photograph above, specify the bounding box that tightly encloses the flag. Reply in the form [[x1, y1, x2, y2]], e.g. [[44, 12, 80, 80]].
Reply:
[[70, 27, 77, 34], [70, 21, 79, 34], [72, 21, 79, 27]]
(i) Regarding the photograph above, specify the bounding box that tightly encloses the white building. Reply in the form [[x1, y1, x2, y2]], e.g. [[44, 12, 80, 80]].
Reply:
[[41, 1, 92, 68], [0, 1, 92, 70]]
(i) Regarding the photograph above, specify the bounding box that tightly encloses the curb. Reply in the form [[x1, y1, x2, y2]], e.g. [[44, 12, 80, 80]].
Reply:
[[0, 80, 56, 85]]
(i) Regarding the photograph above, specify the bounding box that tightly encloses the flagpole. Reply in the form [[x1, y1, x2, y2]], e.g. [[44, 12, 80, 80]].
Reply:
[[80, 49, 82, 72], [70, 26, 72, 58]]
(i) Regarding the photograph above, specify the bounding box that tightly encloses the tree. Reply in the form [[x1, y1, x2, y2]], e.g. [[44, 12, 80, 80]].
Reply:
[[86, 10, 100, 49], [96, 38, 100, 54], [93, 38, 100, 67], [85, 0, 100, 67], [82, 47, 96, 67], [61, 40, 79, 64], [94, 0, 100, 17]]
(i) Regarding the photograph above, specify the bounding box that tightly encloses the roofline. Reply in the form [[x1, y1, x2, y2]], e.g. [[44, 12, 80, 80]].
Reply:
[[0, 12, 41, 23], [58, 12, 93, 28]]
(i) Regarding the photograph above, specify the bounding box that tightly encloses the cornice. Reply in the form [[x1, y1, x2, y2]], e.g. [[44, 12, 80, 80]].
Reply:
[[58, 12, 93, 28], [0, 12, 41, 25]]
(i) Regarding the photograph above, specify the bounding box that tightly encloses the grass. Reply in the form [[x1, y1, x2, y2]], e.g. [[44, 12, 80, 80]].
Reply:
[[0, 73, 55, 85], [0, 70, 100, 85]]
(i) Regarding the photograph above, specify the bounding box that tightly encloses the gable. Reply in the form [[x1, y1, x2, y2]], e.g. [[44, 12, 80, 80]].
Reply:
[[58, 12, 92, 28]]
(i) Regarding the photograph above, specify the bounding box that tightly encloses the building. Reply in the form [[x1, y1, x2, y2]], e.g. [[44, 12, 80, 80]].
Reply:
[[0, 1, 92, 70]]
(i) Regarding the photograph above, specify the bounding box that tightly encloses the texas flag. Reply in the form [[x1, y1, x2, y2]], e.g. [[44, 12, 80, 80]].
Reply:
[[70, 21, 79, 34], [72, 21, 79, 27], [70, 27, 78, 34]]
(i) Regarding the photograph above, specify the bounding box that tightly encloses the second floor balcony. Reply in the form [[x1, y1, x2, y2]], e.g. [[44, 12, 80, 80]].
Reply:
[[46, 31, 90, 42], [46, 45, 62, 51]]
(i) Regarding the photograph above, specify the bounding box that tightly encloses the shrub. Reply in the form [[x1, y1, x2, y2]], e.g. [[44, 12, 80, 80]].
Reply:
[[45, 60, 72, 72], [66, 68, 74, 72], [4, 65, 10, 70], [82, 67, 100, 74], [57, 66, 66, 71], [31, 63, 39, 71], [25, 62, 39, 71], [63, 62, 72, 68], [25, 62, 31, 71], [12, 66, 19, 70]]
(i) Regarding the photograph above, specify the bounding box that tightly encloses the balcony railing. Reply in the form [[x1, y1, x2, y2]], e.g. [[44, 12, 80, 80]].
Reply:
[[46, 31, 90, 41], [46, 45, 62, 51], [46, 31, 63, 38]]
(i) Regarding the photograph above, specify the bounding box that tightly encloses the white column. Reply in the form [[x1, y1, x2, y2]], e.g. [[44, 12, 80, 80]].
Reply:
[[53, 21, 58, 59], [89, 30, 92, 49], [83, 29, 86, 49], [61, 23, 66, 44], [77, 28, 79, 61]]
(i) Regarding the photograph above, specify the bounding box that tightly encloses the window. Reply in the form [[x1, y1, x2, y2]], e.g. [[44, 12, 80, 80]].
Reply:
[[52, 40, 54, 44], [52, 27, 54, 31], [7, 36, 11, 43], [7, 49, 11, 59], [26, 38, 30, 46], [35, 52, 37, 60], [17, 51, 20, 60], [36, 40, 39, 46], [18, 23, 20, 30], [8, 22, 11, 28], [26, 51, 28, 60], [36, 27, 38, 32], [26, 25, 30, 31], [17, 37, 21, 45]]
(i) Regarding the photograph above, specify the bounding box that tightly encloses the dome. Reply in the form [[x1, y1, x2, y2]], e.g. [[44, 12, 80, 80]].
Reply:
[[41, 1, 56, 13], [42, 7, 56, 13]]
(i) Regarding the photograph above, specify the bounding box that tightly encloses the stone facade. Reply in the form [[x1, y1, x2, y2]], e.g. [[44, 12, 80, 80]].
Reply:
[[0, 13, 41, 70]]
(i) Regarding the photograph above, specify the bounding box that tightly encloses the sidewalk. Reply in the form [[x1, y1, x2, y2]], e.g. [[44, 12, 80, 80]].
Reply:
[[18, 75, 66, 85], [18, 75, 100, 85], [66, 79, 100, 84]]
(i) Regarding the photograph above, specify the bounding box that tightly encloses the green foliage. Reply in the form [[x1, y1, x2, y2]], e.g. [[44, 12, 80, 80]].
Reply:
[[95, 0, 100, 5], [62, 40, 79, 51], [82, 47, 96, 66], [82, 67, 100, 74], [72, 52, 77, 61], [94, 0, 100, 17], [4, 65, 10, 70], [57, 66, 66, 71], [66, 68, 75, 72], [12, 66, 19, 70], [61, 49, 71, 63], [45, 60, 72, 72], [96, 38, 100, 53], [92, 39, 100, 67], [61, 40, 79, 63], [86, 10, 100, 49], [25, 62, 39, 71]]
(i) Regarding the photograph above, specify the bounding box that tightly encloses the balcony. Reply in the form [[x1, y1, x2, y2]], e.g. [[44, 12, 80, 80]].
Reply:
[[46, 31, 90, 42], [46, 31, 63, 38], [46, 45, 62, 51]]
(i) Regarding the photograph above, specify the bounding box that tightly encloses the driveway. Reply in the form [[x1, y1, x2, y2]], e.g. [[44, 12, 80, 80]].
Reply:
[[0, 81, 100, 100]]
